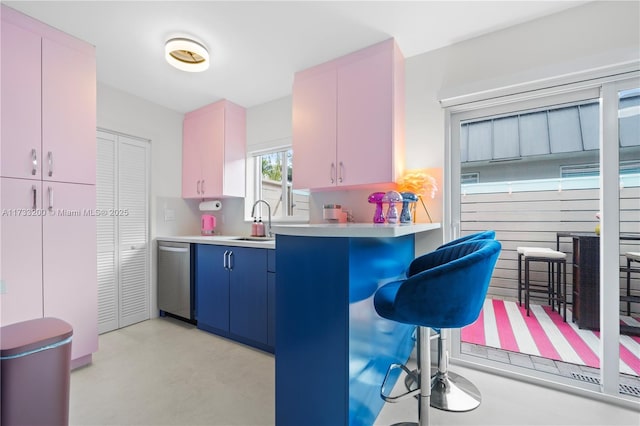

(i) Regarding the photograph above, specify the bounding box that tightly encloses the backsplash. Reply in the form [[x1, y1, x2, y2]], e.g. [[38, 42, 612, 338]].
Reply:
[[155, 196, 200, 236]]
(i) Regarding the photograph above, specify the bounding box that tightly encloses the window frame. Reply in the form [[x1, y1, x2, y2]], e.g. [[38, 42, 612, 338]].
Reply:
[[245, 147, 309, 223]]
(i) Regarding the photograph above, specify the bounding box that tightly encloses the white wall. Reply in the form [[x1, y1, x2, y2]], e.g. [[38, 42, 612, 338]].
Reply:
[[247, 95, 292, 152]]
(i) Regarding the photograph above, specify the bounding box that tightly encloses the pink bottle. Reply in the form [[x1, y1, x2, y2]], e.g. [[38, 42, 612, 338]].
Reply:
[[256, 219, 266, 237]]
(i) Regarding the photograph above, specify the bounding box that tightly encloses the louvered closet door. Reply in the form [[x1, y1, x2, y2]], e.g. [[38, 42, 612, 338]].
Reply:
[[96, 130, 149, 333], [97, 132, 117, 333], [117, 136, 149, 327]]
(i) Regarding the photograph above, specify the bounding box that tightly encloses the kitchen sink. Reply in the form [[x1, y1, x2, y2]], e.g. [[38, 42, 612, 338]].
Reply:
[[232, 236, 275, 242]]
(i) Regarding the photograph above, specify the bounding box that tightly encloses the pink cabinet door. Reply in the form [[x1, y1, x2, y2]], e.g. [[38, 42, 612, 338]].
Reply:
[[1, 21, 42, 180], [0, 178, 43, 325], [182, 101, 246, 199], [42, 182, 97, 360], [42, 38, 96, 185], [182, 114, 202, 198], [200, 106, 224, 198], [219, 104, 246, 198], [337, 44, 394, 186], [292, 67, 337, 190]]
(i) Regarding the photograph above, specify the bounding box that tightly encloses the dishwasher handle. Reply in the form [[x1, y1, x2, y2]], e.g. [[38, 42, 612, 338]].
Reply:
[[159, 246, 189, 253]]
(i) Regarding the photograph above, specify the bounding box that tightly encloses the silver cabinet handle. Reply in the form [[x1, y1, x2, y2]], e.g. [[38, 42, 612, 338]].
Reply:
[[338, 161, 344, 183], [197, 180, 201, 194], [330, 163, 335, 184], [31, 149, 38, 175], [228, 250, 233, 271], [201, 180, 205, 195], [32, 185, 37, 209], [47, 151, 53, 177], [47, 186, 53, 211], [223, 250, 229, 269]]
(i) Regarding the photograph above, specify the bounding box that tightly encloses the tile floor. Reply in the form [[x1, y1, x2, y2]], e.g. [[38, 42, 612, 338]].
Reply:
[[69, 317, 640, 425], [461, 342, 640, 398]]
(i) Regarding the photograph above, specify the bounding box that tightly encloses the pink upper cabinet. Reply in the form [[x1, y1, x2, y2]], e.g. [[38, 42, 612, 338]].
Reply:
[[182, 100, 246, 199], [42, 38, 97, 185], [1, 21, 42, 180], [198, 105, 224, 198], [1, 7, 96, 186], [292, 65, 337, 189], [182, 113, 205, 198], [292, 39, 405, 190]]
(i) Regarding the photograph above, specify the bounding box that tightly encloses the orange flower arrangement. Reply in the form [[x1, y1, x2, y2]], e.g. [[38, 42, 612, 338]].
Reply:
[[397, 169, 438, 223], [397, 169, 438, 199]]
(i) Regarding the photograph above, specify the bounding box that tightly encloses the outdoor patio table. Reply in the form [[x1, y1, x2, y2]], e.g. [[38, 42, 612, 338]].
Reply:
[[556, 232, 640, 336]]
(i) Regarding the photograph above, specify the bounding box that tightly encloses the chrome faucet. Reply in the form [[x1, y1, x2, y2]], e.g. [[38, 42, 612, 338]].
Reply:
[[251, 200, 272, 237]]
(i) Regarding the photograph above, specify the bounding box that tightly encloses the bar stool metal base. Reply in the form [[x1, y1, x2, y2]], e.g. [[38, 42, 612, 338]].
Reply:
[[404, 369, 481, 412], [430, 370, 481, 411]]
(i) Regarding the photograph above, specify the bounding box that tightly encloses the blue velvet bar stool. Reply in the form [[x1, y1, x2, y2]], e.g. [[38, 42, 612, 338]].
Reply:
[[426, 230, 496, 413], [374, 239, 502, 426], [435, 230, 495, 250]]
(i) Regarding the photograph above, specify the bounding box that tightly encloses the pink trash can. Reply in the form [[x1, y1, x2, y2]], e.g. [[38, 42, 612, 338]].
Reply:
[[1, 317, 73, 426]]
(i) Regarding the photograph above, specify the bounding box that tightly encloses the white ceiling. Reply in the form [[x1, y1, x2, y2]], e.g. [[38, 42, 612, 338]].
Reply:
[[5, 1, 588, 113]]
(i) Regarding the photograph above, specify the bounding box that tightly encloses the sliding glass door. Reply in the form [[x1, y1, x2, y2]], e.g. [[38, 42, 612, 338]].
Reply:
[[446, 74, 640, 402]]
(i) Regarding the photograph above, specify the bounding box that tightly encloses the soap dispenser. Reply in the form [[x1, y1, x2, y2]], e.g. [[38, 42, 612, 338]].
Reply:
[[251, 218, 258, 237], [256, 218, 265, 237]]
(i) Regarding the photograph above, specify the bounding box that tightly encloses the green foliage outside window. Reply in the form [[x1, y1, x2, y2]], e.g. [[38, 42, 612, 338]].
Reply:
[[261, 154, 282, 181], [261, 151, 293, 182]]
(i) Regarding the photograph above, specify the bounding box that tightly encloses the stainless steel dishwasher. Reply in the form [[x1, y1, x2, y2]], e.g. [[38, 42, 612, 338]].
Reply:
[[157, 241, 194, 321]]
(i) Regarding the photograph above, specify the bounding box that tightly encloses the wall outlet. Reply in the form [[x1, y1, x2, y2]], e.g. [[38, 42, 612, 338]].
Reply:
[[164, 208, 175, 221]]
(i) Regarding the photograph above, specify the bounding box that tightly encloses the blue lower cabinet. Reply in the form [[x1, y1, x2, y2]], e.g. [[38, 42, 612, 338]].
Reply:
[[195, 245, 229, 333], [195, 244, 272, 352], [267, 272, 276, 348], [229, 247, 268, 346]]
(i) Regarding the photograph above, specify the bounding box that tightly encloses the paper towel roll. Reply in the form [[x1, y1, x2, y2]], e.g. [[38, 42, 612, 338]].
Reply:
[[199, 200, 222, 211]]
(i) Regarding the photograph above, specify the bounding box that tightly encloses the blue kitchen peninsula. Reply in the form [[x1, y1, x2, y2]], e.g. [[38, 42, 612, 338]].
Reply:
[[272, 223, 440, 426]]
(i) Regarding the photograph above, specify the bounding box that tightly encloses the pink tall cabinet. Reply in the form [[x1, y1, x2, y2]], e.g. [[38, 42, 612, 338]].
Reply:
[[0, 5, 98, 368], [182, 100, 246, 199], [292, 38, 405, 190]]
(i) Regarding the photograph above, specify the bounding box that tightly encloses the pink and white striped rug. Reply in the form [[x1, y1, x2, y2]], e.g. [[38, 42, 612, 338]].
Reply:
[[461, 299, 640, 376]]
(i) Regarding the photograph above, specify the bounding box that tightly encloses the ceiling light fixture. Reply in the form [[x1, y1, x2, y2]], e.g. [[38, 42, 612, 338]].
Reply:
[[165, 37, 209, 72]]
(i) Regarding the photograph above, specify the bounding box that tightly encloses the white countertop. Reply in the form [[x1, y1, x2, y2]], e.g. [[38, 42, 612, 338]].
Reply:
[[156, 235, 275, 249], [271, 222, 441, 238], [158, 223, 440, 247]]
